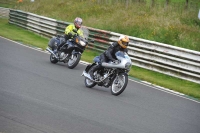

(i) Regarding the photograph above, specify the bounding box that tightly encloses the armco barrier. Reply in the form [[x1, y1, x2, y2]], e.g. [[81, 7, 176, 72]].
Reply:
[[8, 9, 200, 84], [0, 7, 9, 18]]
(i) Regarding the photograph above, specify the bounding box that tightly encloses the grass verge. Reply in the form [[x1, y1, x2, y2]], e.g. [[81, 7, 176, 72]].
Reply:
[[0, 18, 199, 100], [10, 0, 200, 52], [0, 19, 48, 49]]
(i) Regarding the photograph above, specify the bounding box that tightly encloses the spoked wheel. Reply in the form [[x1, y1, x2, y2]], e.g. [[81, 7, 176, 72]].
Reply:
[[50, 53, 58, 64], [84, 66, 97, 88], [85, 78, 96, 88], [111, 73, 128, 96], [67, 54, 81, 69]]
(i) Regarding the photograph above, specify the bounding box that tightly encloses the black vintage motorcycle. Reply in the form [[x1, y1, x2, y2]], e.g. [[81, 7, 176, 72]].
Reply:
[[46, 27, 89, 69], [82, 51, 132, 96]]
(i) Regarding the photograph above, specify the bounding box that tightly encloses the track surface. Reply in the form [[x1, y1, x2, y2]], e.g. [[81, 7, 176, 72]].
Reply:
[[0, 37, 200, 133]]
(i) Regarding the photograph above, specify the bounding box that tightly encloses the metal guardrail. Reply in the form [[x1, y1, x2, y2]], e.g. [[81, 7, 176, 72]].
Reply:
[[0, 7, 9, 18], [7, 9, 200, 84]]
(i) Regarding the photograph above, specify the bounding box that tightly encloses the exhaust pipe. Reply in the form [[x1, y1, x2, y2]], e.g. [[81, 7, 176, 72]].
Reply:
[[46, 47, 58, 59], [82, 71, 112, 83], [82, 71, 96, 82]]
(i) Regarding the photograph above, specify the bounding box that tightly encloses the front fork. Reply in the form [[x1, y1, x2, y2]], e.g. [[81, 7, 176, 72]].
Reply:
[[66, 50, 81, 61]]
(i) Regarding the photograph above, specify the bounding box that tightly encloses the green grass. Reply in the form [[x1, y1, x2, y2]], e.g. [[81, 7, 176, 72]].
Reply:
[[0, 18, 199, 100], [0, 19, 48, 49], [0, 0, 16, 8], [129, 66, 200, 99], [9, 0, 200, 51]]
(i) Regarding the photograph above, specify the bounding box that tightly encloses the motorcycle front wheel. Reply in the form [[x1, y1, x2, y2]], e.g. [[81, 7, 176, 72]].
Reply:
[[111, 73, 128, 96], [50, 54, 58, 64], [67, 54, 81, 69]]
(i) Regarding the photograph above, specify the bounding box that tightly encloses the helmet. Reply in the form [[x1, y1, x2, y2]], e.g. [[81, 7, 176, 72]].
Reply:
[[74, 17, 82, 29], [118, 35, 129, 48]]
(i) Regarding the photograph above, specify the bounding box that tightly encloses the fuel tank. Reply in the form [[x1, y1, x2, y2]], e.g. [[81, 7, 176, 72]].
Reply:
[[101, 62, 125, 69]]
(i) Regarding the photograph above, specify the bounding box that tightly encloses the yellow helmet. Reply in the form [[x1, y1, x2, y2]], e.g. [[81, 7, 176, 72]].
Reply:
[[118, 35, 129, 48]]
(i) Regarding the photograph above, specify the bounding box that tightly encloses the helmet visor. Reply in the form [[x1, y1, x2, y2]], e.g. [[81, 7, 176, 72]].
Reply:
[[75, 21, 82, 28], [122, 41, 129, 46]]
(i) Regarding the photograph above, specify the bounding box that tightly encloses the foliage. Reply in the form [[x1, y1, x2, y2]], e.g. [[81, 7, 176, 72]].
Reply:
[[7, 0, 200, 52]]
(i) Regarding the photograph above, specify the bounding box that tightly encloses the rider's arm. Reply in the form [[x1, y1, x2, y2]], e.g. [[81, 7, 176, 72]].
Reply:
[[105, 43, 117, 61], [123, 48, 128, 53], [77, 29, 84, 37], [65, 24, 73, 35]]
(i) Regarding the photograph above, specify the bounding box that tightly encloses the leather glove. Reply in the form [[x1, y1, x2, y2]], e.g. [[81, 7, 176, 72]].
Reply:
[[73, 29, 77, 33], [68, 32, 73, 37]]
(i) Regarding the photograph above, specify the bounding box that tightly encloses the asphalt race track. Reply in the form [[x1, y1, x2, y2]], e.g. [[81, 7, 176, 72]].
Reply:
[[0, 36, 200, 133]]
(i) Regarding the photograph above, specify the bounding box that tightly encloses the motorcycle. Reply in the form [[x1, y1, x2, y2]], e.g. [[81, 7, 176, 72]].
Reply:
[[82, 51, 132, 96], [46, 27, 89, 69]]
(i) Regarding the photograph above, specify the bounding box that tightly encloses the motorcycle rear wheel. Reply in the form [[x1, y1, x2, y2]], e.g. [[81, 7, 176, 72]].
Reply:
[[84, 78, 96, 88], [111, 73, 128, 96], [67, 54, 81, 69], [84, 66, 97, 88], [50, 54, 58, 64]]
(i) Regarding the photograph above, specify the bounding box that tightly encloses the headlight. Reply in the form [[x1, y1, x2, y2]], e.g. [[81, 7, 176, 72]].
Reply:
[[125, 62, 132, 70], [79, 41, 86, 46]]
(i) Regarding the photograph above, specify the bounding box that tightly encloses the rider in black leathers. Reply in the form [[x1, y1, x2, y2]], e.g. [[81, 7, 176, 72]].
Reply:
[[89, 35, 130, 79]]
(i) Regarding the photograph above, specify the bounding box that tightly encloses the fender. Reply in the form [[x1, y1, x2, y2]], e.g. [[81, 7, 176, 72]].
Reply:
[[85, 63, 96, 72]]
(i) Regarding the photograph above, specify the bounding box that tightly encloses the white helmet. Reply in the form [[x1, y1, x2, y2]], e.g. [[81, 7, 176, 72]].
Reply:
[[74, 17, 82, 29]]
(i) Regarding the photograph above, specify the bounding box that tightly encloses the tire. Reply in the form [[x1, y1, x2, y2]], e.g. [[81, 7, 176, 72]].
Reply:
[[67, 54, 81, 69], [50, 53, 58, 64], [84, 78, 96, 88], [111, 73, 128, 96], [84, 66, 97, 88]]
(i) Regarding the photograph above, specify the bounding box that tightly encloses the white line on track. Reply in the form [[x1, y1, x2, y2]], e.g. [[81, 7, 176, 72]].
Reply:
[[1, 36, 199, 104]]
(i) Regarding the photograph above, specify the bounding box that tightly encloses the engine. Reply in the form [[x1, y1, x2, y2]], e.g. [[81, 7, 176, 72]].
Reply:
[[60, 52, 68, 61], [60, 52, 65, 59], [102, 69, 112, 87]]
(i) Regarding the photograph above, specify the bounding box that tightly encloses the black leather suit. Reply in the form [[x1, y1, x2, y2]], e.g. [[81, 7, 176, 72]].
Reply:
[[100, 42, 128, 63]]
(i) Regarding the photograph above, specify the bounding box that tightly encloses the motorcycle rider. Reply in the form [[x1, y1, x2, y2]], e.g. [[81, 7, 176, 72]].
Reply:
[[89, 35, 130, 79], [54, 17, 84, 53]]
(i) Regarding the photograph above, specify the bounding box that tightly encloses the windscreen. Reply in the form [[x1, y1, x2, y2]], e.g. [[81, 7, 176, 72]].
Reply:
[[115, 51, 126, 58], [115, 51, 132, 63], [80, 26, 89, 40]]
